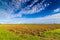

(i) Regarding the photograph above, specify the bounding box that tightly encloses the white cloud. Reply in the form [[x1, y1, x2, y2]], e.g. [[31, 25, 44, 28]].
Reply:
[[54, 8, 60, 13], [0, 7, 60, 24], [0, 13, 60, 24]]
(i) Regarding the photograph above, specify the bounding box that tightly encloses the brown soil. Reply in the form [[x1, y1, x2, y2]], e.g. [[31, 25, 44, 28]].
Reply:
[[0, 24, 60, 36]]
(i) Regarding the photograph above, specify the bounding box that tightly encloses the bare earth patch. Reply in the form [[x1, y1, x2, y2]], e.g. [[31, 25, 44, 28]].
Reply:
[[0, 24, 60, 36]]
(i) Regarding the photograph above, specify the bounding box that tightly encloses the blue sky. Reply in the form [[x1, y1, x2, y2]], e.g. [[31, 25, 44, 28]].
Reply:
[[0, 0, 60, 24]]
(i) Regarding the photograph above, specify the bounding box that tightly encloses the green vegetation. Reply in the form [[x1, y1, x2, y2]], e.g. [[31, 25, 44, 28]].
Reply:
[[19, 34, 41, 40], [0, 24, 60, 40], [0, 27, 60, 40], [41, 29, 60, 40], [0, 27, 22, 40], [0, 27, 41, 40]]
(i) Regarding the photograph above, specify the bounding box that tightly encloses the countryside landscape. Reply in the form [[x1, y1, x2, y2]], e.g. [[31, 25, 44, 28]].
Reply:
[[0, 0, 60, 40], [0, 24, 60, 40]]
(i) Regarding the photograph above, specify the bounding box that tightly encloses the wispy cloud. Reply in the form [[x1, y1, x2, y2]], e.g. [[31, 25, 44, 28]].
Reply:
[[0, 8, 60, 24], [0, 12, 60, 24], [54, 8, 60, 13]]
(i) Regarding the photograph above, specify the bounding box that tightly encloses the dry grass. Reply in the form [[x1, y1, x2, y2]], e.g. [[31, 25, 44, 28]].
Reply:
[[0, 24, 60, 36]]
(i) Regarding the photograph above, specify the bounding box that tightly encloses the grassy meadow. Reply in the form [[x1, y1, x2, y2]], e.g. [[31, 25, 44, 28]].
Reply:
[[0, 24, 60, 40]]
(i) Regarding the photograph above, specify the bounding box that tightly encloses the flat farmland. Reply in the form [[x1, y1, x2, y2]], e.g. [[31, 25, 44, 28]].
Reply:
[[0, 24, 60, 35], [0, 24, 60, 40]]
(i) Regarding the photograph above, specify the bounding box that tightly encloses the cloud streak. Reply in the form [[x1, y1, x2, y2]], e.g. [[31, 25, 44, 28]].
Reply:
[[0, 0, 60, 24], [0, 12, 60, 24], [0, 8, 60, 24]]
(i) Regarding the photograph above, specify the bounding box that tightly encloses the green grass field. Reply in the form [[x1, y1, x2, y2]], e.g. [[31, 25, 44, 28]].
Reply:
[[0, 27, 41, 40], [0, 24, 60, 40], [0, 27, 21, 40], [40, 29, 60, 40]]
